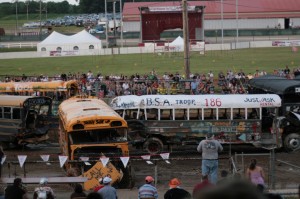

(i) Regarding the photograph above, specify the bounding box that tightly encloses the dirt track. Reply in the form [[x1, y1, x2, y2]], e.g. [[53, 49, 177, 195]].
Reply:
[[1, 143, 299, 199]]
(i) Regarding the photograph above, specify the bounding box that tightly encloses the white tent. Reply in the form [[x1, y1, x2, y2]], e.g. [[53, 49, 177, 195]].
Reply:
[[169, 36, 184, 51], [37, 29, 102, 54]]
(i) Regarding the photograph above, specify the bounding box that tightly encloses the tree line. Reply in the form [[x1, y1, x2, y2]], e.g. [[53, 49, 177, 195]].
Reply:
[[0, 0, 173, 18]]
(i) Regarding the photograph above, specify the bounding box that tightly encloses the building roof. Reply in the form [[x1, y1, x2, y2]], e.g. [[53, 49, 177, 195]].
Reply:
[[123, 0, 300, 21]]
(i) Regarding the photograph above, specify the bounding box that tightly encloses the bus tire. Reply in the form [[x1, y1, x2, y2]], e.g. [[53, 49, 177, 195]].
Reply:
[[143, 137, 163, 154], [283, 133, 300, 152]]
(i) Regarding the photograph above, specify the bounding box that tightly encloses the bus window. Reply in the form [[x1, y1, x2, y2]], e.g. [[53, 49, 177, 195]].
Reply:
[[175, 109, 186, 120], [0, 107, 2, 118], [189, 109, 201, 120], [12, 108, 21, 119], [219, 108, 230, 119], [146, 109, 158, 120], [160, 109, 172, 120], [4, 107, 11, 119], [233, 108, 245, 119], [204, 108, 216, 120], [248, 108, 259, 119]]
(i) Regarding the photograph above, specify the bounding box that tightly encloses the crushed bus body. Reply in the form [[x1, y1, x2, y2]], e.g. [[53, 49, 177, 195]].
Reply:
[[0, 95, 52, 149], [111, 94, 282, 153]]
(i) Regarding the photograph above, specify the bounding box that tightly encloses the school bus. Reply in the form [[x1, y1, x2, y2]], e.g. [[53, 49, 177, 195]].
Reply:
[[111, 94, 283, 153], [58, 96, 134, 190], [0, 95, 52, 149], [0, 80, 79, 116]]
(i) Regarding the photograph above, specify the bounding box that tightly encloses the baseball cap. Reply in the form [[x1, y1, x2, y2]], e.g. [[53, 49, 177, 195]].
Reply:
[[169, 178, 181, 188], [145, 176, 154, 183], [103, 177, 112, 184]]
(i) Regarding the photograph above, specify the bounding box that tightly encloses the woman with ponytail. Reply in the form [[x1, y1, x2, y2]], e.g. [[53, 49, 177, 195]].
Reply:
[[246, 159, 265, 187]]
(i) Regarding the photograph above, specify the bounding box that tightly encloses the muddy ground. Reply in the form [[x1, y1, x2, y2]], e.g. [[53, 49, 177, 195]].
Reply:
[[0, 143, 299, 199]]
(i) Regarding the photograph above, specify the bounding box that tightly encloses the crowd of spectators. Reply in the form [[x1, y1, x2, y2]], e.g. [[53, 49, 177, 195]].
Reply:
[[1, 65, 299, 98]]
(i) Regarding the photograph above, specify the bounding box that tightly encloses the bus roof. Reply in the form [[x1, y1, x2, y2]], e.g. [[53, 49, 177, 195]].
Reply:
[[0, 95, 52, 107], [59, 97, 127, 131], [110, 94, 282, 109], [0, 80, 78, 92], [0, 95, 36, 106]]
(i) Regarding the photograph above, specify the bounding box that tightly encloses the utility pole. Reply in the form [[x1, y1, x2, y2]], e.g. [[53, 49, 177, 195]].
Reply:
[[25, 0, 29, 21], [182, 0, 190, 79], [15, 0, 18, 35], [39, 0, 42, 37]]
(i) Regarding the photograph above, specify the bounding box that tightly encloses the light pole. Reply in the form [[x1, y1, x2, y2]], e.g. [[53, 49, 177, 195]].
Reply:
[[236, 0, 239, 45], [15, 0, 19, 35], [221, 0, 224, 46], [182, 0, 190, 79], [25, 0, 29, 21], [120, 0, 123, 47]]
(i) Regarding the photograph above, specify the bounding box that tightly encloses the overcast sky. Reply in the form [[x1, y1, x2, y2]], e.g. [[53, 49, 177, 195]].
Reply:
[[0, 0, 79, 5]]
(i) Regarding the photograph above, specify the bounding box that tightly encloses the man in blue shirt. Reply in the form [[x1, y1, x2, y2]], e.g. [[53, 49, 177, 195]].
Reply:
[[138, 176, 158, 199], [98, 177, 117, 199]]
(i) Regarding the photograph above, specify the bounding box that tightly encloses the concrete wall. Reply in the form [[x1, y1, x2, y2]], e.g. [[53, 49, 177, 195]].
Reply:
[[0, 40, 276, 59]]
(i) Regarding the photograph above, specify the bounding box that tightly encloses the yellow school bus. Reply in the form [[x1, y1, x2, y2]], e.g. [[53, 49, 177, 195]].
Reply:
[[58, 96, 134, 190], [0, 80, 79, 116]]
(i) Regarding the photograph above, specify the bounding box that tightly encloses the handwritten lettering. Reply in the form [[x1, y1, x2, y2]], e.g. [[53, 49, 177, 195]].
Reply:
[[244, 97, 275, 103]]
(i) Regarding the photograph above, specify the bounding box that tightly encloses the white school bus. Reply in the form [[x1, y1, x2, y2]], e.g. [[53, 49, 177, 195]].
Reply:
[[111, 94, 282, 153]]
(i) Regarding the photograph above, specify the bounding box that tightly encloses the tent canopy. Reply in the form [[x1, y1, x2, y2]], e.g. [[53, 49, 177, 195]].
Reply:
[[37, 29, 102, 52]]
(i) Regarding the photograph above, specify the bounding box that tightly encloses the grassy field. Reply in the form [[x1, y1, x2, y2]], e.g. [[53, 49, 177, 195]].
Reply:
[[0, 47, 299, 76]]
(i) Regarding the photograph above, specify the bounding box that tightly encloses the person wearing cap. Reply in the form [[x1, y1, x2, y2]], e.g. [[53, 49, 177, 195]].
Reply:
[[164, 178, 191, 199], [197, 132, 223, 184], [94, 178, 104, 192], [138, 176, 158, 199], [98, 176, 117, 199], [33, 177, 55, 199]]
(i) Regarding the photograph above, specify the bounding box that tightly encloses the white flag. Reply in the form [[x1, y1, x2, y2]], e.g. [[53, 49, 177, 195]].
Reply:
[[1, 155, 6, 165], [120, 157, 130, 168], [141, 155, 151, 160], [58, 155, 68, 168], [40, 155, 50, 162], [18, 155, 27, 168], [160, 153, 171, 164], [100, 157, 109, 167], [141, 155, 153, 164], [80, 157, 91, 166]]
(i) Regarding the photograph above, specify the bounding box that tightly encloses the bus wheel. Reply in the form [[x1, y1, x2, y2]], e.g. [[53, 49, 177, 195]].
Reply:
[[143, 137, 163, 154], [284, 133, 300, 152]]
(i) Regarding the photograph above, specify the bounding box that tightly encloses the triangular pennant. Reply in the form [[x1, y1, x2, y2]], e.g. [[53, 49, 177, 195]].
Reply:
[[1, 155, 6, 165], [120, 157, 130, 168], [80, 157, 89, 162], [141, 155, 151, 160], [100, 157, 109, 167], [40, 155, 50, 162], [18, 155, 27, 168], [160, 153, 171, 164], [80, 157, 91, 166], [146, 161, 154, 164], [160, 153, 170, 160], [58, 155, 68, 168]]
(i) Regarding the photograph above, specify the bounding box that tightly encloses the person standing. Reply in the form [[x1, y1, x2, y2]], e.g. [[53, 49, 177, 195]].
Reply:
[[33, 178, 55, 199], [197, 132, 223, 184], [5, 178, 29, 199], [164, 178, 191, 199], [98, 177, 117, 199], [70, 183, 86, 199], [138, 176, 158, 199], [246, 159, 265, 187], [0, 146, 4, 178]]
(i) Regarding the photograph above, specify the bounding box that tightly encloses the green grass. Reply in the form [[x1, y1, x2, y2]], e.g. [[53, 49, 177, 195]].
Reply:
[[0, 47, 299, 76]]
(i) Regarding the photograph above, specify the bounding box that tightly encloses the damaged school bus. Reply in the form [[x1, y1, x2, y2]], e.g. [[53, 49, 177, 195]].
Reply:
[[58, 96, 134, 190], [0, 95, 52, 149]]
